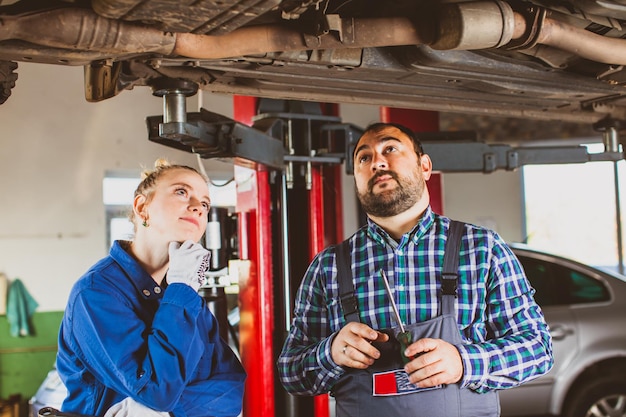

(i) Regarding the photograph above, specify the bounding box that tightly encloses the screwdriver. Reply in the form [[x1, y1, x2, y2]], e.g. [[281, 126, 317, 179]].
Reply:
[[379, 269, 414, 364]]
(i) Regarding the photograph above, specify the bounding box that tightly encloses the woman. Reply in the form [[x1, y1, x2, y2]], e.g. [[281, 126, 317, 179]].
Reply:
[[56, 160, 246, 417]]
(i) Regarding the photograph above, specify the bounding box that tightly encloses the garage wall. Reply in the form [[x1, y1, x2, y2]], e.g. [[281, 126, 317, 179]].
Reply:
[[444, 171, 523, 243], [0, 63, 523, 314], [0, 63, 234, 313]]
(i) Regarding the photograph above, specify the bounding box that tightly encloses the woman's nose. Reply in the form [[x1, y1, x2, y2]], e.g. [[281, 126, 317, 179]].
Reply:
[[189, 198, 205, 213]]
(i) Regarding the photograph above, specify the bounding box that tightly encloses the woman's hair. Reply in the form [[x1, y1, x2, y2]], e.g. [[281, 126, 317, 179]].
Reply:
[[129, 158, 207, 224]]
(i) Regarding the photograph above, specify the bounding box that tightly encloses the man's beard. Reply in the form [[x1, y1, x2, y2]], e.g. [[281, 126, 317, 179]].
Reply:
[[357, 169, 425, 218]]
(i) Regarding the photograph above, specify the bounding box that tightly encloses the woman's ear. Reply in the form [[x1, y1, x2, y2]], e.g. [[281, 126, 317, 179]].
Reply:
[[133, 194, 147, 222]]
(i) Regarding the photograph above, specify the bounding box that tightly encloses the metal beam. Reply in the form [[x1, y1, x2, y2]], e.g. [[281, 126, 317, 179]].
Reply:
[[423, 141, 624, 173], [147, 106, 624, 174]]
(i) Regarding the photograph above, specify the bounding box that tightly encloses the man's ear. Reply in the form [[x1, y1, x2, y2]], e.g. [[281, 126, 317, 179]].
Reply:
[[420, 154, 433, 181]]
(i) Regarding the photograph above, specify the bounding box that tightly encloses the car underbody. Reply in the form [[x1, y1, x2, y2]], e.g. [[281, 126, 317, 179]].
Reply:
[[3, 0, 626, 146]]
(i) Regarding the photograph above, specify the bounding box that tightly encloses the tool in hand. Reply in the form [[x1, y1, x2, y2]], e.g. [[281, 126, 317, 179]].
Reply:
[[379, 269, 415, 364]]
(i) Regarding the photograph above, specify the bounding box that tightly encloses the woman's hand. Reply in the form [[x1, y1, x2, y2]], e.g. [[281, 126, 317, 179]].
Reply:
[[166, 240, 210, 292], [104, 398, 170, 417]]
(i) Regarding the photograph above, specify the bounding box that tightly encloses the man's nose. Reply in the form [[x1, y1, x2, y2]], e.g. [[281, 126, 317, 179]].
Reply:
[[372, 154, 387, 171]]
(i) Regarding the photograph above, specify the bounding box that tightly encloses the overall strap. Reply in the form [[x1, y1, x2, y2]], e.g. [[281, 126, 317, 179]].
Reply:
[[336, 220, 465, 322], [335, 239, 360, 323], [441, 220, 465, 315]]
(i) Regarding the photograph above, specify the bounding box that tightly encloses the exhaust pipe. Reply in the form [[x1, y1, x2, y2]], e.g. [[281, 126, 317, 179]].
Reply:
[[534, 16, 626, 65], [0, 3, 520, 59], [1, 3, 625, 66], [0, 8, 176, 55], [173, 17, 430, 59]]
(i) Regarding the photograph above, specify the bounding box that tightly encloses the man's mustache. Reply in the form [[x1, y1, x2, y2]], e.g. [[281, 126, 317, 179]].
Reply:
[[368, 170, 399, 191]]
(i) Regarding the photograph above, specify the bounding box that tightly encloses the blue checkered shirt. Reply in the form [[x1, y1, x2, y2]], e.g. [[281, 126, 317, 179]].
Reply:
[[277, 206, 553, 395]]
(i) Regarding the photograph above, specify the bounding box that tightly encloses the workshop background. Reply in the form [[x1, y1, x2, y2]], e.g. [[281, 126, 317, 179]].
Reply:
[[0, 62, 526, 415]]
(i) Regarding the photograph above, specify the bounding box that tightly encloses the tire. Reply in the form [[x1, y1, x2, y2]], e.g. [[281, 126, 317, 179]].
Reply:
[[562, 375, 626, 417], [0, 60, 18, 105]]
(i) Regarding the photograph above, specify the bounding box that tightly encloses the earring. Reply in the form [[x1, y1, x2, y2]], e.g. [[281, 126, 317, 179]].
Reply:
[[142, 218, 149, 227]]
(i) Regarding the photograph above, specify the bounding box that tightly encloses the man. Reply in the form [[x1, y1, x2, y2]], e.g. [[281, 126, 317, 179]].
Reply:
[[277, 122, 553, 417]]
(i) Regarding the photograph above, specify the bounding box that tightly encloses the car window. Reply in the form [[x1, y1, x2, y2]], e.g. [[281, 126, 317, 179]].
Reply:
[[516, 255, 610, 307], [569, 271, 609, 304]]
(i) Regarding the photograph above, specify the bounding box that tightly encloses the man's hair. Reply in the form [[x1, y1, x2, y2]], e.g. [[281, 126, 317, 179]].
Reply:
[[357, 122, 424, 157]]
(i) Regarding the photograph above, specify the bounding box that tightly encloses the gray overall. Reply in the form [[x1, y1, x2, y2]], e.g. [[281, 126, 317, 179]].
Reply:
[[331, 221, 500, 417]]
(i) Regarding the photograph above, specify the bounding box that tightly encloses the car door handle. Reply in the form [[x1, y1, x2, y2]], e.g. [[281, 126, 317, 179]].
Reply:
[[549, 324, 575, 341]]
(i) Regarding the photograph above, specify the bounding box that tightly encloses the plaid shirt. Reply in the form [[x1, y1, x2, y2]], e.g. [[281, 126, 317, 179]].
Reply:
[[277, 206, 553, 395]]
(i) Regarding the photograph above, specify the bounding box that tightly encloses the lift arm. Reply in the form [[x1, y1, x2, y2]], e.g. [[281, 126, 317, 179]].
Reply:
[[424, 140, 623, 173], [147, 109, 285, 169]]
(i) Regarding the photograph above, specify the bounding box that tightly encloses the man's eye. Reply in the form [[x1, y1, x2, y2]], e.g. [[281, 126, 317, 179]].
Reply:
[[358, 155, 371, 163], [383, 146, 397, 154]]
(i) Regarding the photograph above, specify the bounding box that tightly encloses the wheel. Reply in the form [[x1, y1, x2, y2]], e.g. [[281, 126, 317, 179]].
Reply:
[[562, 375, 626, 417], [0, 60, 18, 105]]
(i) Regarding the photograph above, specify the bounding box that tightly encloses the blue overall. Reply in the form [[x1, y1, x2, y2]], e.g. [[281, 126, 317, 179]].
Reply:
[[331, 221, 500, 417]]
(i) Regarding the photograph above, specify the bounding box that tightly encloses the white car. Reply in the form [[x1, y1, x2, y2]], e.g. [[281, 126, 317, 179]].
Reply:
[[502, 244, 626, 417]]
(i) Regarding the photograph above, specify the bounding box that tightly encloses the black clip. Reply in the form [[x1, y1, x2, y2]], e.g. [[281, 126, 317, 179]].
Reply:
[[340, 292, 359, 318], [441, 274, 458, 297]]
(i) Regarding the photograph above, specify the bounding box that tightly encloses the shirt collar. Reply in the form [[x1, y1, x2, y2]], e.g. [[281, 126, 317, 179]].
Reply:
[[110, 240, 165, 300], [365, 205, 435, 249]]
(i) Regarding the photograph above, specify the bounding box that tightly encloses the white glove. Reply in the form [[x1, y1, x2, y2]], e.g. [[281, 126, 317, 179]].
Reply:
[[104, 397, 170, 417], [167, 240, 210, 292]]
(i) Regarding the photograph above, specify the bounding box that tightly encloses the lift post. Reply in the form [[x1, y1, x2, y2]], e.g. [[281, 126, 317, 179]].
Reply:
[[593, 117, 626, 274], [228, 98, 359, 417], [248, 100, 356, 417]]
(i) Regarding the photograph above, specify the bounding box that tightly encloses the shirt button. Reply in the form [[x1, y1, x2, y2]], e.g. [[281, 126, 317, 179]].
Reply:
[[142, 289, 151, 296], [154, 287, 161, 294]]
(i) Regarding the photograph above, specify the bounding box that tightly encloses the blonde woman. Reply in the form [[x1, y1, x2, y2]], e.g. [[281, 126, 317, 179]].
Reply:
[[57, 160, 246, 417]]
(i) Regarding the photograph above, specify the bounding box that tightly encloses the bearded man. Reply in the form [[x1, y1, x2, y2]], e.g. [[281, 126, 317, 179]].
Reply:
[[277, 122, 553, 417]]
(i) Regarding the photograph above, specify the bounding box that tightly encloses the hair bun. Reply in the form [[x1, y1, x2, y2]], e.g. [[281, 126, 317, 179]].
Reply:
[[154, 158, 170, 169], [140, 158, 171, 180]]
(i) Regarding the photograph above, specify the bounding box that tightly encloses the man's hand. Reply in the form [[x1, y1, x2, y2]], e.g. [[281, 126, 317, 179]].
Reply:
[[403, 338, 464, 387], [331, 322, 389, 368]]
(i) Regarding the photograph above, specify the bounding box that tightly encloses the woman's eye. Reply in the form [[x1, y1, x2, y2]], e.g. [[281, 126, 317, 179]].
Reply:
[[202, 202, 210, 210], [175, 188, 187, 196]]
